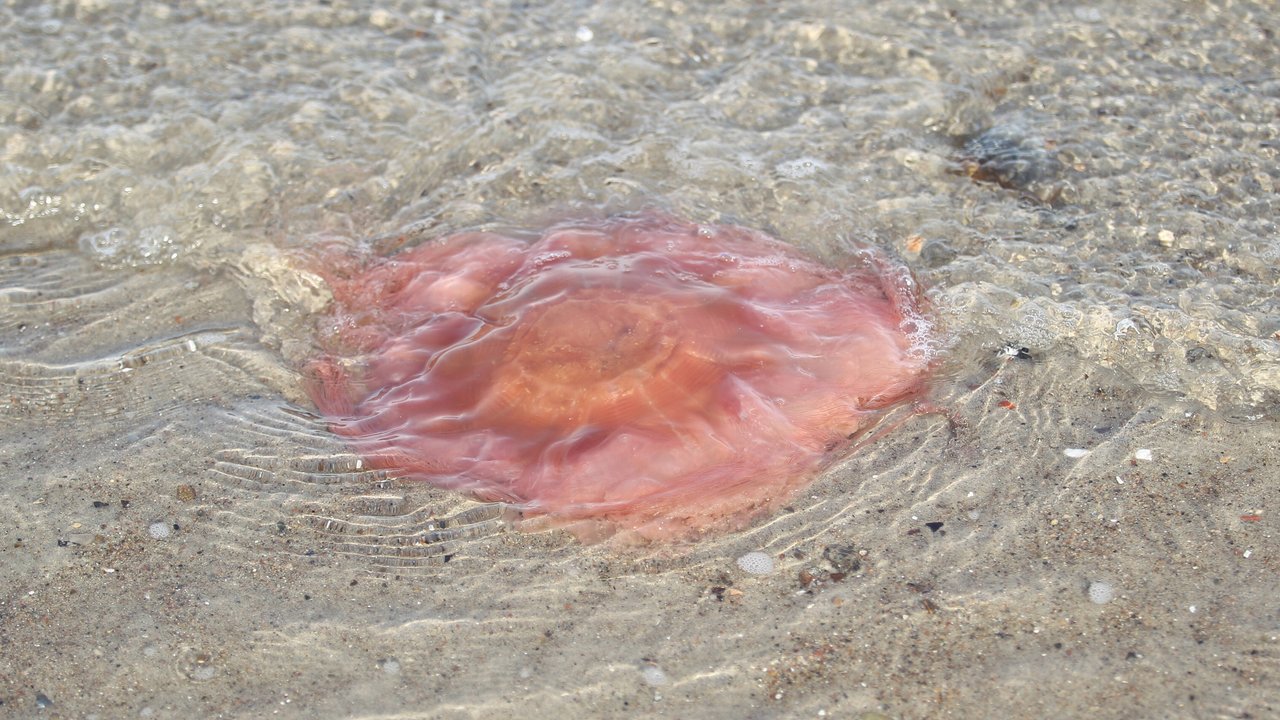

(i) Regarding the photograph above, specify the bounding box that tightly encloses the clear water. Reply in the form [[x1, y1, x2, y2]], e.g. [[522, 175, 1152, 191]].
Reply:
[[2, 1, 1277, 718]]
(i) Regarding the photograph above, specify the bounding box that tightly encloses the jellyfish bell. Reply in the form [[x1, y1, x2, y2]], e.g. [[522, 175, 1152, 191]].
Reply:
[[305, 213, 937, 542]]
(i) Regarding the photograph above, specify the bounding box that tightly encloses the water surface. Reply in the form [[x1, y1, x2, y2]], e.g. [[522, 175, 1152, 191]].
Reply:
[[2, 1, 1277, 718]]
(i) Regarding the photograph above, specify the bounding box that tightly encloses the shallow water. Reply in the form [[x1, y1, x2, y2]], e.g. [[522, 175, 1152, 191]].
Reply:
[[2, 1, 1278, 718]]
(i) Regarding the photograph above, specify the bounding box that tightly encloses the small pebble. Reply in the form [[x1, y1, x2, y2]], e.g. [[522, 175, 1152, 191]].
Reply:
[[736, 551, 775, 575], [1064, 448, 1089, 458], [920, 240, 957, 267], [147, 522, 172, 540], [1087, 581, 1115, 605], [1134, 449, 1153, 461], [960, 124, 1060, 192], [369, 9, 396, 29]]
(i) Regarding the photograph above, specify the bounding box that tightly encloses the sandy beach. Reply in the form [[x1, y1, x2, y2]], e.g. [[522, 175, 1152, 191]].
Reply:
[[2, 1, 1277, 718]]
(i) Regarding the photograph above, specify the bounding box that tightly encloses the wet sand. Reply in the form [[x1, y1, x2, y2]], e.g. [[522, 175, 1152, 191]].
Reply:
[[2, 1, 1277, 718]]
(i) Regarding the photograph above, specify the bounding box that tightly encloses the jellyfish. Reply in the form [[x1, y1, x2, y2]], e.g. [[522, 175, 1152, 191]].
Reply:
[[306, 213, 936, 541]]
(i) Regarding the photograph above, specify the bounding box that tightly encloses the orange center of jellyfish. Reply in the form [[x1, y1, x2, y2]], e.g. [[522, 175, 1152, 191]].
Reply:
[[488, 287, 725, 431], [307, 214, 935, 541]]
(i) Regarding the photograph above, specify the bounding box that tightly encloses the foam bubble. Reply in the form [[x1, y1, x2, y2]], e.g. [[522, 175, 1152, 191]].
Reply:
[[1087, 581, 1115, 605], [736, 551, 775, 575], [531, 250, 572, 267], [640, 664, 669, 686]]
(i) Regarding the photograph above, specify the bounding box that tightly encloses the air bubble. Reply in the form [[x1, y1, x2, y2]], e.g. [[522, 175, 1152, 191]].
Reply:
[[177, 648, 218, 682], [775, 157, 826, 180], [79, 225, 182, 267]]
